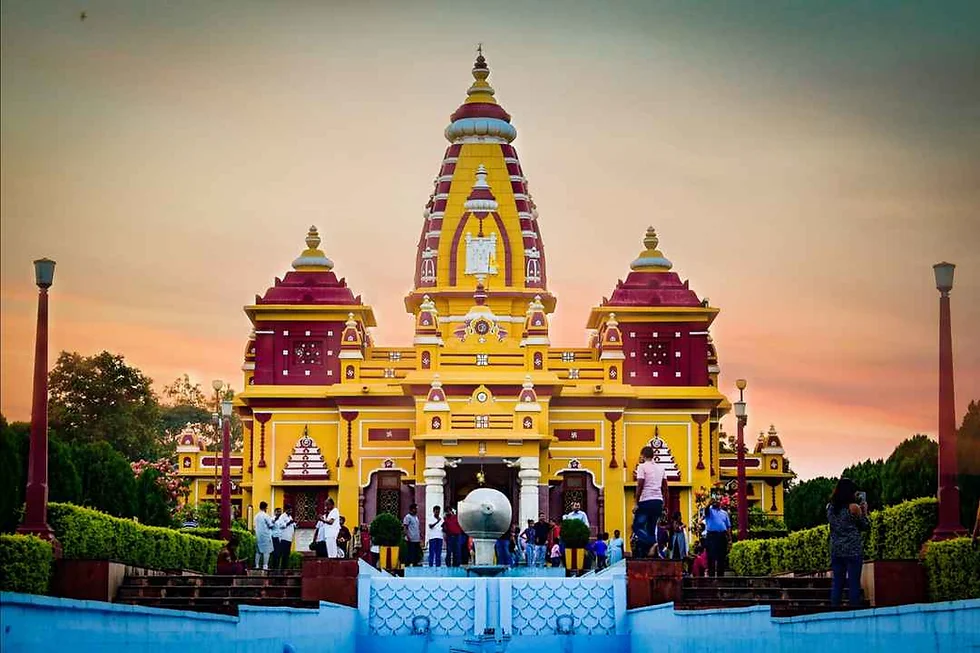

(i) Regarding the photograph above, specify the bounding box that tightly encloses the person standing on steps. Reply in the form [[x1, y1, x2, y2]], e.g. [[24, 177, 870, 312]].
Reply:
[[703, 496, 731, 576], [324, 497, 341, 558], [632, 445, 669, 558], [403, 503, 423, 566], [608, 529, 625, 566], [269, 507, 283, 570], [275, 505, 296, 571], [427, 505, 444, 567], [827, 478, 869, 608], [444, 507, 464, 567], [253, 501, 275, 570]]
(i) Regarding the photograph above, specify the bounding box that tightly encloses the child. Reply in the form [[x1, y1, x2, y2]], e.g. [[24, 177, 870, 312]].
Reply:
[[691, 543, 708, 577], [593, 532, 609, 570], [550, 542, 562, 567]]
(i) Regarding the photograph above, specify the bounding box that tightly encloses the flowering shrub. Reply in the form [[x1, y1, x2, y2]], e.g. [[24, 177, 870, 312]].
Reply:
[[131, 458, 188, 511]]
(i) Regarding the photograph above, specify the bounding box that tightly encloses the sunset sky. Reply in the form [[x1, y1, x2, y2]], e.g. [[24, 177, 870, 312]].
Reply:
[[2, 1, 978, 480]]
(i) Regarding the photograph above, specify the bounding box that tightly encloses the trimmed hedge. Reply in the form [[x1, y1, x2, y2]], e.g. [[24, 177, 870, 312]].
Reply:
[[730, 498, 937, 576], [924, 538, 980, 601], [0, 534, 54, 595], [180, 527, 302, 569], [865, 497, 937, 560], [48, 502, 221, 574]]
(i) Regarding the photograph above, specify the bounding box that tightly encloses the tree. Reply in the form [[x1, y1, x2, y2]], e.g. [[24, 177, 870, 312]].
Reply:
[[134, 468, 172, 527], [48, 351, 162, 461], [841, 458, 885, 512], [784, 476, 837, 531], [159, 374, 244, 454], [0, 416, 25, 533], [162, 374, 208, 408], [882, 434, 938, 506], [72, 441, 136, 517], [958, 399, 980, 530]]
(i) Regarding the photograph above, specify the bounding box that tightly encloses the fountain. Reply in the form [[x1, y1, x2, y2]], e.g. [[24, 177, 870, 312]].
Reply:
[[456, 487, 512, 576]]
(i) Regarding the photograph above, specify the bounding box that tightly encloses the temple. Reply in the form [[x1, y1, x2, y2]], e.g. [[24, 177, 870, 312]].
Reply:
[[194, 54, 791, 550]]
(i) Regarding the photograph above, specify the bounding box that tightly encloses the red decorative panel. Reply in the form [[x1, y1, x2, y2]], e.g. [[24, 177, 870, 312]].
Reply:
[[201, 457, 243, 467], [554, 429, 596, 442], [368, 428, 411, 441], [719, 458, 761, 469]]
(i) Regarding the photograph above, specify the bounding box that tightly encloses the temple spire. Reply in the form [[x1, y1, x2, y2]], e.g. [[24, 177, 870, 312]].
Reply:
[[292, 225, 334, 271], [630, 226, 673, 272]]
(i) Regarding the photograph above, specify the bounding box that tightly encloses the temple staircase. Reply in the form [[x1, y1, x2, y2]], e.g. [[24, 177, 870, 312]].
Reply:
[[676, 576, 868, 616], [115, 571, 315, 615]]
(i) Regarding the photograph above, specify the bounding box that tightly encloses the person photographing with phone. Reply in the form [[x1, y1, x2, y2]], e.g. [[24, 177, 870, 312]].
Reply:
[[827, 478, 869, 607]]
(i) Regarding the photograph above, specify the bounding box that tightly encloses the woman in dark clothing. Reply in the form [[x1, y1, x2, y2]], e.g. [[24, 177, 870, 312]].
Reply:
[[827, 477, 870, 607]]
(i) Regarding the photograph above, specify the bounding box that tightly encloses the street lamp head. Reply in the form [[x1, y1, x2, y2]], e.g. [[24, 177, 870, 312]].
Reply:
[[220, 399, 233, 418], [933, 262, 955, 294], [212, 379, 224, 392], [33, 258, 56, 289], [734, 400, 747, 420], [735, 378, 747, 391]]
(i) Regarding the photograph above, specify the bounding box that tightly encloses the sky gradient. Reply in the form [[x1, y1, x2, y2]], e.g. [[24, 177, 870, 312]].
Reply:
[[2, 0, 978, 480]]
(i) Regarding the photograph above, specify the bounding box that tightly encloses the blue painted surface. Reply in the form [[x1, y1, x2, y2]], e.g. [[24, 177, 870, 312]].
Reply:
[[0, 592, 357, 653], [628, 600, 980, 653], [2, 589, 977, 653]]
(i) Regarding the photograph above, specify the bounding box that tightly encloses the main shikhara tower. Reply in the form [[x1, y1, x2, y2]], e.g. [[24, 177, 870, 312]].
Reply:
[[197, 54, 791, 550]]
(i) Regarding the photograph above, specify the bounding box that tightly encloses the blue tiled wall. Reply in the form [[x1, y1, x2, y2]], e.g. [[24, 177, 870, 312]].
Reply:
[[0, 593, 358, 653], [627, 600, 980, 653], [3, 589, 977, 653]]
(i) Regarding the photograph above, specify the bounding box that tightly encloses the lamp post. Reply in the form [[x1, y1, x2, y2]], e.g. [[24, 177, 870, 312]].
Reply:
[[219, 399, 233, 540], [931, 262, 966, 540], [733, 379, 749, 541], [18, 259, 60, 553], [211, 380, 223, 506]]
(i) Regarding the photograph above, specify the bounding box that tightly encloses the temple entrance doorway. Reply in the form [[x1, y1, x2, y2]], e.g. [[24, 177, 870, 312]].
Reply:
[[445, 461, 518, 515]]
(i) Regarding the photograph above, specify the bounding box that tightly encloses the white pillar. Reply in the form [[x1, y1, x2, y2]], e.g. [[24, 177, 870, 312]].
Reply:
[[423, 455, 447, 520], [518, 457, 541, 529]]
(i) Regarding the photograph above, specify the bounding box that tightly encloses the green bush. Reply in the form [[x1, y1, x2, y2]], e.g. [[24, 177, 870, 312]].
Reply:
[[730, 498, 937, 576], [0, 534, 53, 594], [370, 513, 403, 546], [924, 538, 980, 601], [182, 527, 257, 563], [48, 502, 221, 573], [560, 519, 591, 548]]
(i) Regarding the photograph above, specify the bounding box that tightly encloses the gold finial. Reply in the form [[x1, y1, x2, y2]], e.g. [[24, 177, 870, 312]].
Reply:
[[643, 227, 659, 250], [305, 225, 321, 249], [292, 225, 333, 271], [630, 226, 672, 271]]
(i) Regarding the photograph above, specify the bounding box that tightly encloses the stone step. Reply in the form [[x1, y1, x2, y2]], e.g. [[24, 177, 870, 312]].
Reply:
[[683, 576, 832, 589], [122, 575, 301, 588], [675, 597, 869, 616], [117, 586, 302, 601], [682, 587, 839, 601]]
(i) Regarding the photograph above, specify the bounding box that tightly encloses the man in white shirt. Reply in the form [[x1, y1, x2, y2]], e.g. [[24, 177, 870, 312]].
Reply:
[[274, 505, 296, 571], [426, 505, 444, 567], [403, 503, 422, 566], [323, 497, 341, 558], [563, 502, 590, 528], [633, 445, 669, 557], [269, 507, 283, 569], [253, 501, 275, 570]]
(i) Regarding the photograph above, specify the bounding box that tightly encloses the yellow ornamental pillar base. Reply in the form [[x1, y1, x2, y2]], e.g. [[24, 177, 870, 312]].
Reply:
[[564, 548, 586, 572]]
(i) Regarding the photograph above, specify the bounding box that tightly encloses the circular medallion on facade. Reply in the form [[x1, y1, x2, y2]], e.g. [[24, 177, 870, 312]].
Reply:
[[300, 435, 313, 447], [474, 320, 490, 335], [476, 391, 488, 403]]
